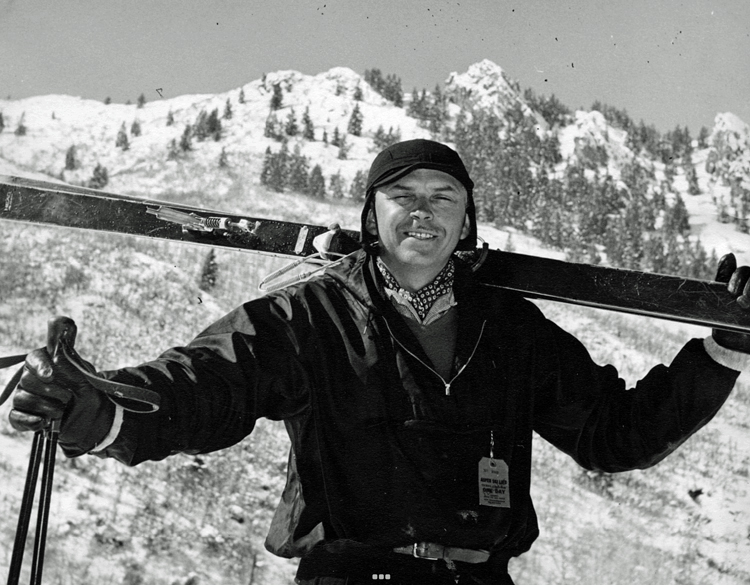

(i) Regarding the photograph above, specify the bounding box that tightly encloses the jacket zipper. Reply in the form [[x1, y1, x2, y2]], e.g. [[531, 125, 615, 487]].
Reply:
[[382, 318, 487, 396]]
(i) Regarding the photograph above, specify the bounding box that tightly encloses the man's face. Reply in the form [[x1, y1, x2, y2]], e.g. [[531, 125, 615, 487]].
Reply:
[[366, 168, 470, 288]]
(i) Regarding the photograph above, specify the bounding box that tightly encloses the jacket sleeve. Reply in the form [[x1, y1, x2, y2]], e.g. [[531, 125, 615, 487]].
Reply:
[[95, 292, 313, 466], [531, 317, 740, 472]]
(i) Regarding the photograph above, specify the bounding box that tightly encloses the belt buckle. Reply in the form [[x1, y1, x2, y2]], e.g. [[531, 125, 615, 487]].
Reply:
[[412, 542, 440, 561]]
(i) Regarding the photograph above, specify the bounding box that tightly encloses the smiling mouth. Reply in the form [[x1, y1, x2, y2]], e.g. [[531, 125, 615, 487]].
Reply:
[[405, 231, 437, 240]]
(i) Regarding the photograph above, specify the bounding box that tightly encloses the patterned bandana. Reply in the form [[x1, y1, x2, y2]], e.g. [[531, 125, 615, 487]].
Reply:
[[377, 257, 455, 321]]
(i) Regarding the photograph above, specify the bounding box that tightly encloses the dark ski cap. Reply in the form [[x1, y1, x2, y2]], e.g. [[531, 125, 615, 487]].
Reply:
[[360, 139, 477, 252]]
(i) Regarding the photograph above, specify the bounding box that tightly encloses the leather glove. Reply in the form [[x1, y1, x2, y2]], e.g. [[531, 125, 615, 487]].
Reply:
[[712, 253, 750, 353], [9, 316, 115, 456]]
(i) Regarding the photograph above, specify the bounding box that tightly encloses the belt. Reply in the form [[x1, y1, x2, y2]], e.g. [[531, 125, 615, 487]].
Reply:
[[393, 542, 490, 564]]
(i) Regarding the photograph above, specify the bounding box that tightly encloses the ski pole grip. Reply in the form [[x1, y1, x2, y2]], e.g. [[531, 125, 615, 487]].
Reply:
[[47, 316, 77, 358]]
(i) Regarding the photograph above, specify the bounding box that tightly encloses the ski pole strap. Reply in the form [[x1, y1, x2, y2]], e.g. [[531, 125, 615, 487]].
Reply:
[[58, 342, 161, 413], [0, 348, 160, 413]]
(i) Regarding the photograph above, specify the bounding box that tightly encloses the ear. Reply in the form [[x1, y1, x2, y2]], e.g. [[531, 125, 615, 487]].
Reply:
[[365, 204, 378, 236], [459, 212, 471, 240]]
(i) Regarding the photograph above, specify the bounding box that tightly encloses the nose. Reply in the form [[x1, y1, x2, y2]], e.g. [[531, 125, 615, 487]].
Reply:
[[410, 196, 433, 219]]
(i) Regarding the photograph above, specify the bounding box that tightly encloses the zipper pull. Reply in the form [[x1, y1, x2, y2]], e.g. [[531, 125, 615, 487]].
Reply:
[[445, 382, 451, 396]]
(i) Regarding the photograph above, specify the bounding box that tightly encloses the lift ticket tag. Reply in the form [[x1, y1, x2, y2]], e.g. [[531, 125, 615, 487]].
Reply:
[[478, 458, 510, 508]]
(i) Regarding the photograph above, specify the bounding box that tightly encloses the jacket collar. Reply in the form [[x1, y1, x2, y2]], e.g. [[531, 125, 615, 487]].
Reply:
[[323, 249, 489, 317], [324, 250, 491, 367]]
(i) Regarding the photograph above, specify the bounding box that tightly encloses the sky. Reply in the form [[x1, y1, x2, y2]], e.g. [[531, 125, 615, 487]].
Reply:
[[1, 0, 748, 133]]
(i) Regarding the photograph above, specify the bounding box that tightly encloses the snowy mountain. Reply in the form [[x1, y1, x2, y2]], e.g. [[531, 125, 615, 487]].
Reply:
[[0, 66, 427, 198], [2, 59, 749, 261], [444, 59, 541, 125]]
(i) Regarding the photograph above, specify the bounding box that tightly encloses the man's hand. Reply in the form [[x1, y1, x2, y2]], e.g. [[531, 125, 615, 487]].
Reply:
[[713, 253, 750, 353], [9, 317, 115, 456]]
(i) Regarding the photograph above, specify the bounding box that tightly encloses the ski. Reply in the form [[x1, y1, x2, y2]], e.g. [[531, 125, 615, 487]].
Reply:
[[0, 175, 361, 258], [2, 174, 749, 334]]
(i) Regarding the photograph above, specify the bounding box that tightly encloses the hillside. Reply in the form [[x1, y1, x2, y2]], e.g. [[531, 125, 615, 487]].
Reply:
[[1, 61, 750, 585]]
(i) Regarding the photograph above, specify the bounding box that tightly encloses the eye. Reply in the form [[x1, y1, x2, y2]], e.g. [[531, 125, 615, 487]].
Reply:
[[433, 194, 457, 205]]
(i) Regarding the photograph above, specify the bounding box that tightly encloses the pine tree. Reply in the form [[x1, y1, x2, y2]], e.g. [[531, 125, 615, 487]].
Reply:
[[322, 129, 328, 144], [65, 145, 77, 171], [427, 84, 446, 133], [167, 139, 180, 160], [88, 163, 109, 189], [193, 110, 209, 141], [260, 146, 273, 186], [266, 142, 289, 192], [663, 160, 676, 184], [179, 125, 192, 152], [407, 88, 426, 119], [264, 114, 275, 139], [223, 98, 233, 120], [270, 84, 283, 110], [732, 182, 750, 234], [207, 108, 222, 140], [166, 110, 175, 126], [690, 240, 714, 280], [365, 69, 403, 105], [288, 145, 310, 193], [308, 165, 326, 198], [199, 249, 219, 291], [218, 147, 229, 168], [14, 113, 27, 136], [685, 162, 701, 195], [238, 88, 245, 104], [373, 125, 387, 150], [347, 103, 363, 136], [353, 84, 363, 101], [380, 126, 401, 150], [116, 122, 129, 150], [620, 199, 646, 269], [364, 69, 384, 94], [329, 172, 345, 199], [137, 93, 146, 108], [302, 107, 315, 140], [697, 126, 710, 149], [198, 248, 219, 292], [104, 97, 111, 105], [0, 112, 4, 132], [337, 134, 349, 160], [331, 127, 342, 147], [384, 74, 403, 106], [348, 169, 367, 201], [131, 119, 141, 137], [665, 194, 690, 235], [285, 108, 299, 136]]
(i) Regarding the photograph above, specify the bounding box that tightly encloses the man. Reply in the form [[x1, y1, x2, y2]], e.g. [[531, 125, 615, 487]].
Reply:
[[9, 139, 750, 585]]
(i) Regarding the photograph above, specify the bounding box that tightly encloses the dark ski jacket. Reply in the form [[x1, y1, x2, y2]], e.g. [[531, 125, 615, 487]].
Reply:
[[99, 250, 738, 562]]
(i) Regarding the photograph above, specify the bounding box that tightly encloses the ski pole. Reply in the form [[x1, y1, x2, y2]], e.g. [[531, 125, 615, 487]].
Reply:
[[29, 418, 59, 585], [5, 420, 59, 585], [6, 432, 42, 585]]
